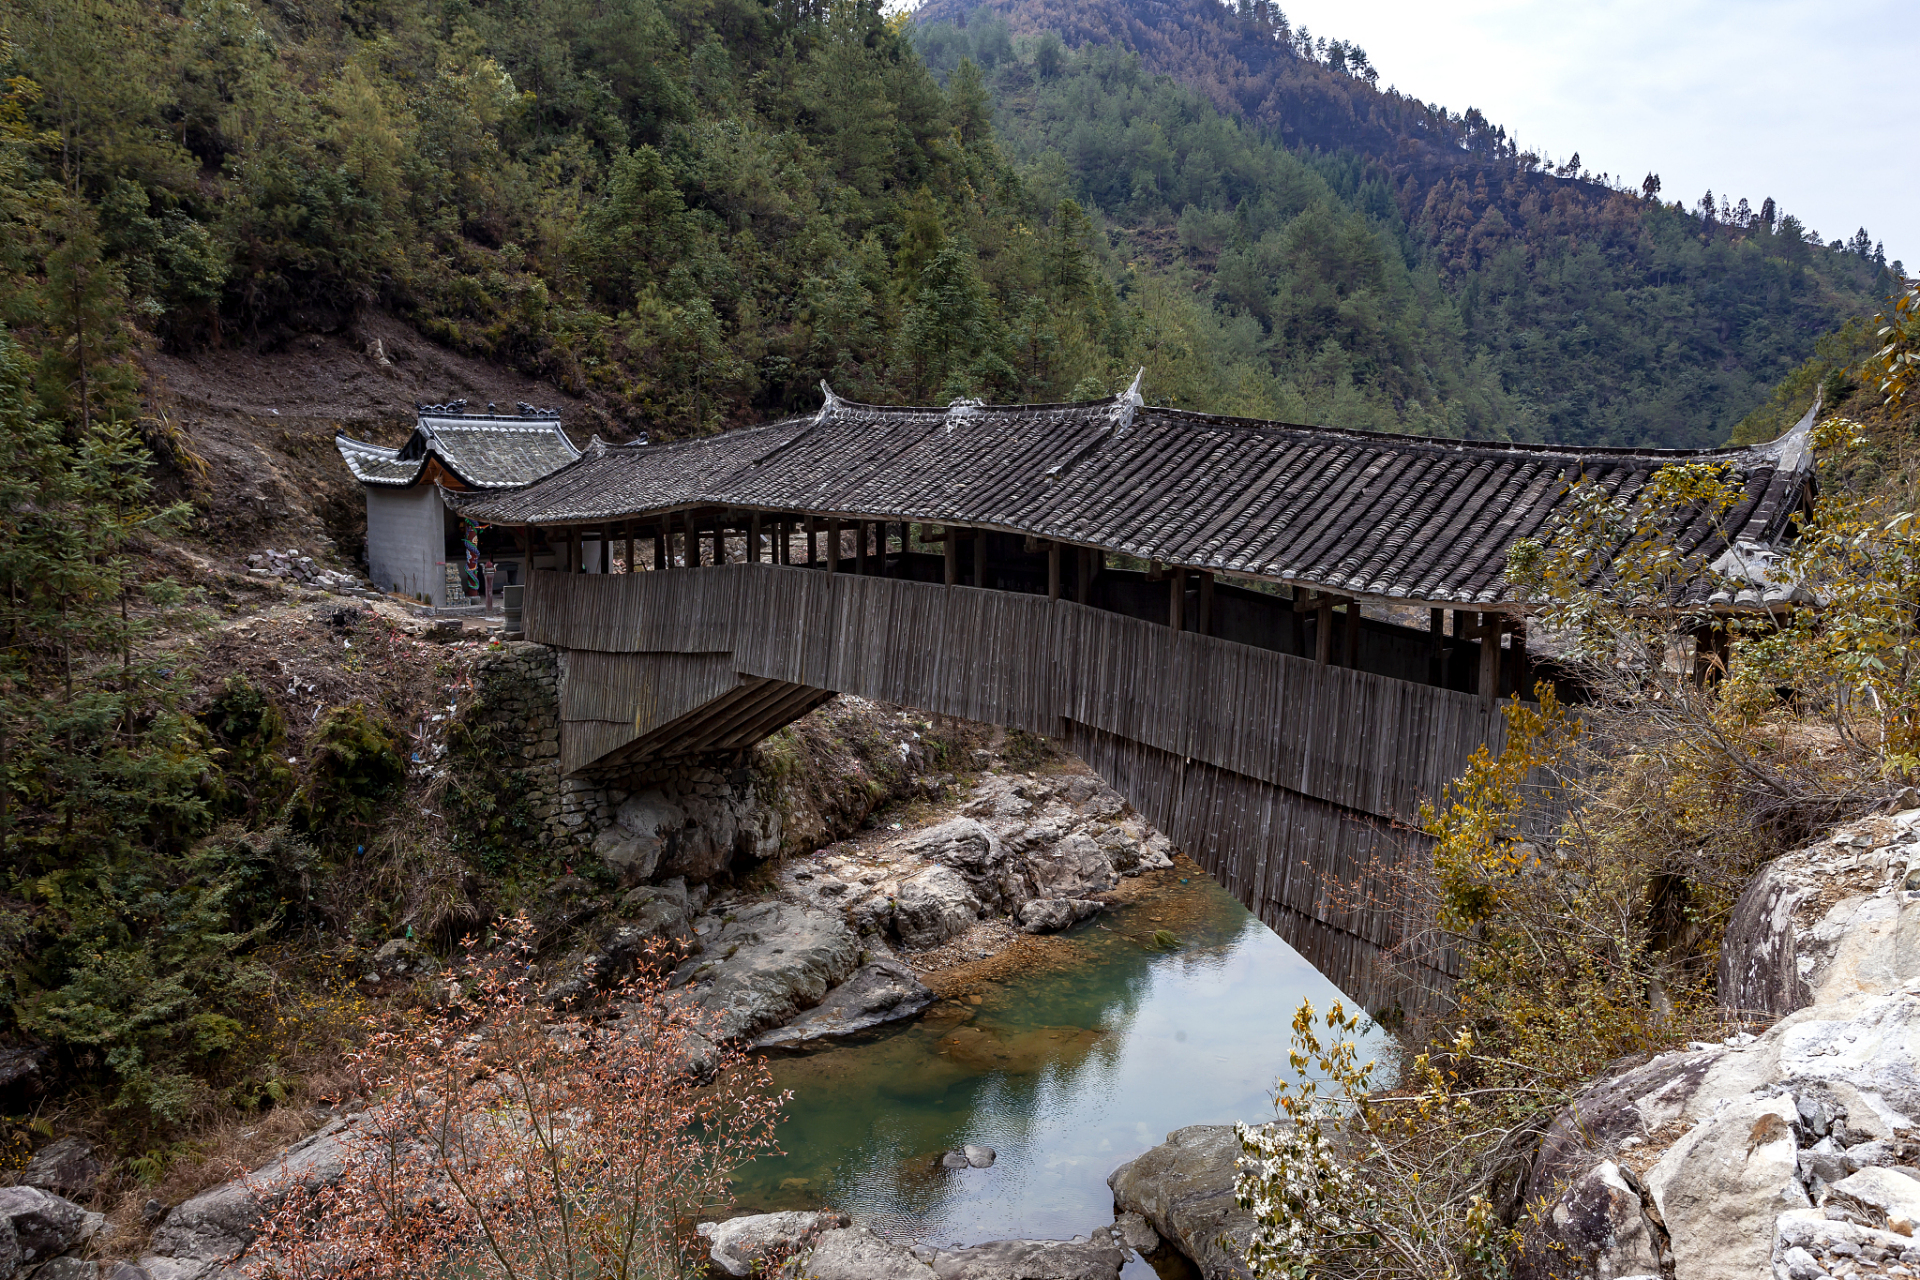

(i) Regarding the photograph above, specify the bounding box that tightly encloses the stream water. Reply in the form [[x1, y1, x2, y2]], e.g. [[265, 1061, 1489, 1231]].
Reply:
[[729, 871, 1390, 1271]]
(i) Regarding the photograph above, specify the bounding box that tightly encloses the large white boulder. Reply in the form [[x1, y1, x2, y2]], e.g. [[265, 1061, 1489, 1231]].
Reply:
[[1641, 1093, 1808, 1280]]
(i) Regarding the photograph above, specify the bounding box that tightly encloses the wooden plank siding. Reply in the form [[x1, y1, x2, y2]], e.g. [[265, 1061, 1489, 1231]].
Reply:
[[527, 564, 1505, 822], [526, 563, 1494, 1012]]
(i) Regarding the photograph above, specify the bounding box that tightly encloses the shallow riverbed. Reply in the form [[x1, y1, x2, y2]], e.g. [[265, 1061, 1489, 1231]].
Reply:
[[728, 869, 1390, 1267]]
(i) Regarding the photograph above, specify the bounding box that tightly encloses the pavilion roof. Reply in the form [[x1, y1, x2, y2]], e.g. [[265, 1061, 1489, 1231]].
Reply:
[[335, 401, 581, 490]]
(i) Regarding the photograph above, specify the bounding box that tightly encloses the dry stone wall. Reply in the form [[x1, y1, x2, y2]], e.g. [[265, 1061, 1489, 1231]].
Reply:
[[462, 642, 772, 881]]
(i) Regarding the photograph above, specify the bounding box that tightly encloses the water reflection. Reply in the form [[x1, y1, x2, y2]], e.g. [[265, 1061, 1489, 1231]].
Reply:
[[729, 872, 1390, 1249]]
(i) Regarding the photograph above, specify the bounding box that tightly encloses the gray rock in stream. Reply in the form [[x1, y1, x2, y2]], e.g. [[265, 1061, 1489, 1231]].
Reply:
[[672, 901, 860, 1041], [799, 1225, 937, 1279], [698, 1210, 848, 1277], [752, 958, 935, 1048], [1108, 1125, 1255, 1280], [930, 1237, 1127, 1280], [1017, 898, 1102, 933]]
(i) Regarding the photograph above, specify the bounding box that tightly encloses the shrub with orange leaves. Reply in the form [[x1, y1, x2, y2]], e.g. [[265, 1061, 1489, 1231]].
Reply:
[[245, 919, 786, 1280]]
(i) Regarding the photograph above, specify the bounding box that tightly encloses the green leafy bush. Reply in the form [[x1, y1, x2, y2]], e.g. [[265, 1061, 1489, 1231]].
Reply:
[[14, 841, 274, 1134], [203, 675, 295, 821], [296, 704, 406, 846]]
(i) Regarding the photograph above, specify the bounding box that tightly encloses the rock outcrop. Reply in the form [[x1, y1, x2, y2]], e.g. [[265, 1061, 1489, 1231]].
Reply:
[[0, 1187, 92, 1280], [141, 1114, 358, 1275], [813, 769, 1172, 951], [1719, 811, 1920, 1017], [1107, 1125, 1255, 1280], [1526, 809, 1920, 1280], [697, 1210, 849, 1276], [800, 1225, 938, 1279], [751, 957, 935, 1048], [672, 901, 862, 1041], [15, 1139, 102, 1199]]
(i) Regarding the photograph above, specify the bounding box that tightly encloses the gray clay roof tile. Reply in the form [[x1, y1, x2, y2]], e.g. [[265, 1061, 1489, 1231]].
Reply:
[[335, 410, 580, 490], [451, 386, 1819, 608]]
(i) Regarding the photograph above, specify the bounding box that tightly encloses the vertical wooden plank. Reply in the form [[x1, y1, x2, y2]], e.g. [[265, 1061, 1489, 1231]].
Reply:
[[1478, 611, 1500, 705]]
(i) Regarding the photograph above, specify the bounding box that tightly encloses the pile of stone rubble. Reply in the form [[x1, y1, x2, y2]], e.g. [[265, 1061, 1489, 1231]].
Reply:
[[242, 549, 370, 595]]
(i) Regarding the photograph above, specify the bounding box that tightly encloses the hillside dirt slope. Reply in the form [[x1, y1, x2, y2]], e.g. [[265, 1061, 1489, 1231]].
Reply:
[[143, 310, 591, 571]]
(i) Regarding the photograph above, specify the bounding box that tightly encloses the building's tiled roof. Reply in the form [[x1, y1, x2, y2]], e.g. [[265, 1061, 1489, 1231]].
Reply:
[[336, 408, 581, 490], [453, 383, 1819, 607]]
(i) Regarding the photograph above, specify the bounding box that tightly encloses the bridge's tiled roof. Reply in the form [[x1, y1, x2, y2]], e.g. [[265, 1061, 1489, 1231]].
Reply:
[[336, 407, 580, 490], [453, 383, 1818, 607]]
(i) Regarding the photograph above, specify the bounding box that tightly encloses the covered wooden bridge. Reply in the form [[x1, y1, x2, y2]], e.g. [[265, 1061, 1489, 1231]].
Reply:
[[456, 382, 1817, 1012]]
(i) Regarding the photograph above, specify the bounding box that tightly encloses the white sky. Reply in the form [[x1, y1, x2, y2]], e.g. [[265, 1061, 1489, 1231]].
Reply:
[[1273, 0, 1916, 270]]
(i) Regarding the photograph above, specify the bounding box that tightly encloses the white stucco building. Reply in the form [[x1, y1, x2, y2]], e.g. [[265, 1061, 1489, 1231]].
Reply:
[[335, 401, 581, 606]]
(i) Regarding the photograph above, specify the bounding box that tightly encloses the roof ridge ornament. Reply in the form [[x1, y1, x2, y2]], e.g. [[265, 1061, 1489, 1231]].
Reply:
[[515, 402, 562, 419], [586, 435, 608, 457], [816, 381, 842, 424], [416, 400, 468, 415], [1110, 368, 1145, 437], [945, 395, 984, 434]]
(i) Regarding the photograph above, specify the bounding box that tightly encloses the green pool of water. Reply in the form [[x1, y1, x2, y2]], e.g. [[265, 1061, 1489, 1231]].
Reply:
[[729, 872, 1390, 1262]]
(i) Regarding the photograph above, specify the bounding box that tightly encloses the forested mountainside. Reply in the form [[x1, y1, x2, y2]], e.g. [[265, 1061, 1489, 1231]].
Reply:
[[913, 0, 1901, 446], [0, 0, 1895, 453], [0, 0, 1149, 441]]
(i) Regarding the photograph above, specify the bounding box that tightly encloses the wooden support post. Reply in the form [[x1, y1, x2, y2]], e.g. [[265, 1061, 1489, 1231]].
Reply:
[[1198, 570, 1214, 635], [1477, 611, 1501, 704], [1343, 600, 1360, 668], [944, 527, 957, 586], [1315, 598, 1333, 665], [1428, 608, 1445, 685], [624, 523, 634, 574], [1077, 549, 1094, 605], [1047, 541, 1061, 601], [656, 521, 668, 570], [1170, 566, 1185, 631], [569, 526, 581, 574], [805, 515, 817, 567], [711, 518, 723, 565], [748, 514, 761, 563], [1512, 617, 1530, 698], [827, 518, 841, 574], [683, 511, 699, 568], [856, 521, 868, 575], [973, 528, 987, 589], [599, 532, 610, 574]]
